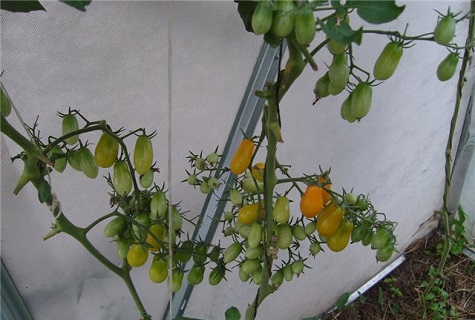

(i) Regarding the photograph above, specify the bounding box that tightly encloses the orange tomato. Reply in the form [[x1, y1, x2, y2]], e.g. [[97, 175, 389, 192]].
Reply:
[[230, 139, 254, 175], [238, 203, 260, 224], [300, 185, 324, 218]]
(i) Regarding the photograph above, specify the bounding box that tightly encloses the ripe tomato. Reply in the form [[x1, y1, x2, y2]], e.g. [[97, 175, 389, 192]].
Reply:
[[78, 147, 98, 179], [113, 160, 132, 196], [437, 53, 459, 81], [434, 15, 456, 45], [316, 201, 344, 237], [238, 203, 260, 225], [1, 87, 12, 117], [230, 139, 254, 175], [95, 132, 119, 168], [223, 242, 242, 264], [273, 196, 290, 224], [103, 216, 126, 238], [187, 264, 205, 286], [145, 223, 165, 252], [149, 258, 168, 283], [276, 223, 293, 249], [326, 219, 354, 252], [350, 82, 372, 120], [126, 243, 149, 267], [251, 0, 273, 35], [62, 114, 79, 145], [300, 185, 324, 218], [251, 162, 265, 181], [150, 191, 168, 219], [133, 135, 153, 175], [271, 0, 295, 38], [373, 42, 403, 80], [294, 6, 316, 45]]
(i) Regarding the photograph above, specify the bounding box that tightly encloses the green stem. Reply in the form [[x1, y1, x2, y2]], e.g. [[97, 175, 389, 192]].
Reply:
[[425, 0, 475, 294], [83, 211, 121, 234]]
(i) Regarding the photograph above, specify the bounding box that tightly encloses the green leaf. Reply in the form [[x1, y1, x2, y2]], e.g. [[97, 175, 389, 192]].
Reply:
[[235, 0, 257, 33], [225, 306, 241, 320], [1, 0, 45, 12], [335, 292, 350, 310], [345, 1, 405, 24], [59, 0, 91, 12], [319, 18, 363, 45], [425, 292, 436, 301]]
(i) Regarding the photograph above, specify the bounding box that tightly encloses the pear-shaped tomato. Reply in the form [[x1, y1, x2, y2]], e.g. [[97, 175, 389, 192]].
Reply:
[[134, 135, 153, 175], [95, 132, 119, 168]]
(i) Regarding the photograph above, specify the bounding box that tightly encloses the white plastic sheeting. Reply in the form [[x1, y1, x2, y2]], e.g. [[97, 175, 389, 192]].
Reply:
[[1, 1, 473, 320]]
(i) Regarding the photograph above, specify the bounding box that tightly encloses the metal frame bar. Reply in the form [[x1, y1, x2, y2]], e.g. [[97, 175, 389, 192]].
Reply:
[[1, 259, 33, 320], [163, 41, 281, 320]]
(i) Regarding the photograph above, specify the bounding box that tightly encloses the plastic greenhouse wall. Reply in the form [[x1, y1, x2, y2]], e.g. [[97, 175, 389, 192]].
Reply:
[[1, 1, 473, 320]]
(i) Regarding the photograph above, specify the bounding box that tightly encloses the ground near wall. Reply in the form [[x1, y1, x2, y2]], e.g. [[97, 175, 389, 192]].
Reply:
[[323, 233, 475, 320]]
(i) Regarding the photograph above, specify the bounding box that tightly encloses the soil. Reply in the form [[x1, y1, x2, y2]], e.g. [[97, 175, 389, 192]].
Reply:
[[323, 233, 475, 320]]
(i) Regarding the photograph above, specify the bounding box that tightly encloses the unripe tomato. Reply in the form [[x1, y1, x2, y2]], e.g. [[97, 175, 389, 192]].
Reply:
[[78, 147, 98, 179], [291, 259, 305, 276], [305, 222, 317, 235], [373, 42, 403, 80], [103, 216, 126, 238], [193, 243, 208, 264], [175, 240, 193, 264], [230, 139, 254, 175], [326, 219, 354, 252], [223, 242, 243, 264], [292, 225, 307, 241], [316, 201, 344, 237], [67, 149, 82, 171], [294, 6, 316, 45], [437, 53, 459, 81], [127, 243, 149, 267], [116, 239, 132, 259], [171, 205, 183, 231], [145, 223, 165, 252], [209, 268, 225, 286], [241, 259, 261, 275], [132, 212, 150, 241], [238, 203, 260, 225], [271, 269, 284, 286], [239, 225, 252, 239], [150, 191, 168, 219], [327, 38, 347, 55], [315, 72, 331, 99], [62, 114, 79, 145], [340, 93, 357, 123], [371, 228, 391, 250], [171, 269, 184, 292], [245, 245, 262, 260], [242, 177, 264, 194], [329, 53, 349, 88], [276, 223, 293, 249], [273, 196, 290, 224], [252, 266, 262, 285], [248, 223, 263, 249], [187, 264, 205, 286], [239, 268, 251, 282], [199, 181, 211, 194], [434, 15, 456, 45], [49, 145, 67, 173], [376, 244, 395, 262], [1, 87, 12, 117], [113, 160, 132, 196], [209, 246, 221, 263], [361, 230, 374, 246], [208, 177, 220, 190], [139, 169, 154, 188], [309, 242, 321, 255], [344, 193, 358, 205], [94, 133, 119, 168], [283, 264, 293, 281], [350, 225, 366, 243], [271, 0, 295, 38], [350, 82, 372, 120], [328, 81, 346, 96], [149, 258, 168, 283], [206, 152, 219, 165], [194, 157, 206, 170], [251, 0, 273, 35], [133, 135, 153, 175], [300, 185, 324, 218], [229, 188, 243, 206], [187, 174, 198, 185]]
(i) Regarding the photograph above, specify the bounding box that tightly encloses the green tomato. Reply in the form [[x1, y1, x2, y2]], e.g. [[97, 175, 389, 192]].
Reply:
[[116, 238, 132, 259], [314, 72, 331, 99], [206, 152, 219, 165], [103, 216, 126, 238], [371, 228, 391, 250], [133, 135, 153, 175], [376, 244, 395, 262], [139, 169, 154, 188], [271, 269, 284, 285], [283, 264, 293, 282], [187, 174, 198, 185], [171, 206, 183, 231], [94, 132, 119, 168], [113, 160, 132, 196], [437, 53, 459, 81], [248, 223, 263, 249], [273, 196, 290, 224], [350, 225, 366, 243], [187, 264, 205, 286], [48, 145, 67, 173], [175, 240, 193, 264], [150, 191, 168, 219], [209, 267, 225, 286], [270, 0, 295, 38], [350, 82, 372, 120], [67, 149, 82, 171], [78, 147, 98, 179], [193, 243, 209, 264], [251, 1, 273, 35], [294, 6, 316, 45], [62, 114, 79, 145], [229, 189, 243, 205], [309, 242, 321, 255], [434, 15, 456, 45], [199, 181, 211, 194], [240, 259, 261, 275], [223, 242, 242, 264], [245, 245, 262, 260], [208, 177, 220, 190], [171, 269, 184, 292], [276, 224, 293, 249], [329, 54, 350, 88], [373, 42, 403, 80], [149, 258, 168, 283], [291, 259, 304, 276], [340, 93, 357, 123], [292, 225, 307, 241], [327, 38, 347, 55], [344, 193, 358, 205]]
